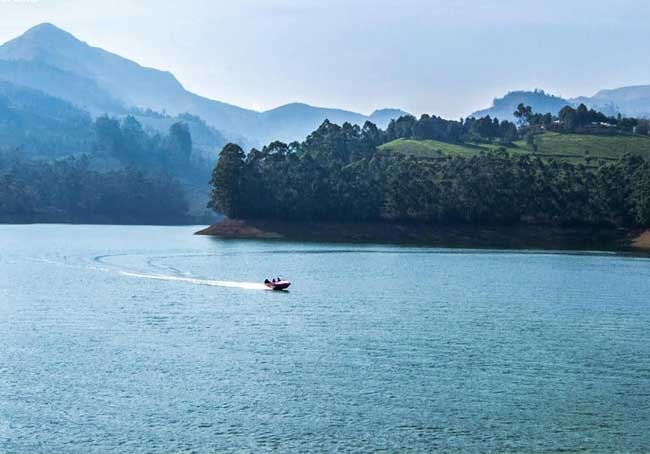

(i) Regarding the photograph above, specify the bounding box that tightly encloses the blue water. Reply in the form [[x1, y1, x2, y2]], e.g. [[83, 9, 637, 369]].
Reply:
[[1, 224, 650, 452]]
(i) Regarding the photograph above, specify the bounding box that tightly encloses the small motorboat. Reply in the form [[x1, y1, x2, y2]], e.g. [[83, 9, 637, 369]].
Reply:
[[264, 278, 291, 290]]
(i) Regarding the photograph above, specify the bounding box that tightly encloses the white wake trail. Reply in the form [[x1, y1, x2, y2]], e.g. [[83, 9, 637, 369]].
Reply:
[[120, 271, 269, 290]]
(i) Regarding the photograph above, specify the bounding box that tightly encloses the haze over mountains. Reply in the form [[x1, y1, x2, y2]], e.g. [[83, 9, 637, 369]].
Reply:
[[1, 22, 650, 152], [471, 86, 650, 121], [0, 23, 408, 147]]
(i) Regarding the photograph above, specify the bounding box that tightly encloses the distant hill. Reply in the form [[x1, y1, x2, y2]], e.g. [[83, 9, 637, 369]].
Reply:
[[0, 59, 125, 115], [0, 80, 221, 221], [470, 90, 570, 120], [472, 86, 650, 120], [258, 104, 408, 144], [579, 85, 650, 118], [0, 78, 227, 163], [0, 23, 408, 146], [368, 108, 410, 126], [0, 80, 94, 157], [380, 132, 650, 165]]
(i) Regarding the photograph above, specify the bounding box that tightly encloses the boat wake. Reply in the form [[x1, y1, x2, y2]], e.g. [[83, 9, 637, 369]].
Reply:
[[119, 271, 269, 290]]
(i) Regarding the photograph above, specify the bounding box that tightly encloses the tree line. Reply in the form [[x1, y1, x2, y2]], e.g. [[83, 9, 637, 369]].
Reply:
[[0, 113, 205, 223], [94, 115, 194, 172], [0, 150, 189, 224], [317, 102, 648, 152], [383, 113, 518, 144], [209, 117, 650, 228], [516, 102, 649, 135]]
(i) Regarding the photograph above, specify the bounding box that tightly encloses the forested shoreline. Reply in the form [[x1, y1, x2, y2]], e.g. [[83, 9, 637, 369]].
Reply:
[[5, 98, 650, 230], [0, 113, 207, 224], [0, 78, 221, 224], [208, 106, 650, 231], [0, 150, 189, 224]]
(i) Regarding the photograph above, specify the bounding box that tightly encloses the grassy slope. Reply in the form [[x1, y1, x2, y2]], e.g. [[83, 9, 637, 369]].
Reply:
[[522, 133, 650, 160], [379, 138, 506, 158], [380, 133, 650, 164]]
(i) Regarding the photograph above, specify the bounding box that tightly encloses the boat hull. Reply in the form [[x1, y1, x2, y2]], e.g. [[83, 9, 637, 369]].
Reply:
[[265, 281, 291, 290]]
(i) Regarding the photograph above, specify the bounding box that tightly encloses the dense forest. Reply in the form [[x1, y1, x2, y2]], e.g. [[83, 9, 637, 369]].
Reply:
[[0, 109, 198, 223], [208, 107, 650, 229], [0, 80, 224, 223], [93, 114, 195, 172], [0, 80, 95, 156], [0, 113, 196, 223], [0, 150, 188, 224]]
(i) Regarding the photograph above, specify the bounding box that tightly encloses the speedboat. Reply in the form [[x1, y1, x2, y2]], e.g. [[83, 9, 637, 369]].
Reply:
[[264, 279, 291, 290]]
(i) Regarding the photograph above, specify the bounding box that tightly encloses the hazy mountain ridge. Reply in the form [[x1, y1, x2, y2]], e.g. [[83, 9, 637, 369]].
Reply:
[[587, 85, 650, 117], [0, 79, 95, 156], [2, 23, 647, 148], [470, 90, 569, 120], [0, 23, 408, 146], [0, 59, 125, 114], [471, 86, 650, 120], [257, 104, 408, 144], [0, 23, 183, 112], [0, 78, 221, 222]]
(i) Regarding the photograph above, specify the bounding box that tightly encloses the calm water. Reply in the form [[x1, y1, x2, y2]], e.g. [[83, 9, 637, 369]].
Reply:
[[1, 225, 650, 453]]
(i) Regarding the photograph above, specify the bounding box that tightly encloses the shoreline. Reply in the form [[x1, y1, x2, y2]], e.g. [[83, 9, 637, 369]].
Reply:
[[196, 218, 650, 252]]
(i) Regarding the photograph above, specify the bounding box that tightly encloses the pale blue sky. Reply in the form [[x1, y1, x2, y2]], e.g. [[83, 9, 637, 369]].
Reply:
[[1, 0, 649, 118]]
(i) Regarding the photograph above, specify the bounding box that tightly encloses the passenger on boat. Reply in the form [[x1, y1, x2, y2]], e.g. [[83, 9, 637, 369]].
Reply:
[[264, 279, 270, 284]]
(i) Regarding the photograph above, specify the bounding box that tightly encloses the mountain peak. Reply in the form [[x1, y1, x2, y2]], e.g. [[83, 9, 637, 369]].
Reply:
[[263, 102, 311, 113], [370, 108, 409, 118], [15, 22, 81, 46], [0, 23, 410, 144], [25, 22, 68, 35], [0, 23, 188, 112], [0, 22, 86, 62]]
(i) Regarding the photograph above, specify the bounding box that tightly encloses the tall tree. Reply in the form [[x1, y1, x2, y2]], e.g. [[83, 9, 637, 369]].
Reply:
[[167, 122, 192, 166], [208, 143, 245, 217], [514, 103, 533, 127]]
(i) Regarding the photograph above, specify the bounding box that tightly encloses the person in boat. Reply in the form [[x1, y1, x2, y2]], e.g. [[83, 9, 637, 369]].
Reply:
[[264, 279, 270, 284]]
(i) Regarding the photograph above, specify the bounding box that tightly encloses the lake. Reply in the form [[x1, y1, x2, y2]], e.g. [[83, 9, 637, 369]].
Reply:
[[1, 224, 649, 452]]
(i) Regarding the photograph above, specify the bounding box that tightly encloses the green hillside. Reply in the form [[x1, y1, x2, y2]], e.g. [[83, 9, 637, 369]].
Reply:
[[518, 133, 650, 160], [380, 133, 650, 164], [379, 138, 508, 158]]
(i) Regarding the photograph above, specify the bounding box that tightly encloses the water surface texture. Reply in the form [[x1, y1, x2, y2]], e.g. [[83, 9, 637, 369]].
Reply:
[[1, 225, 649, 452]]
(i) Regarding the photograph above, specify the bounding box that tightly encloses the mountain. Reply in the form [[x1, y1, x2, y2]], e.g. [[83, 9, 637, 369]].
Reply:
[[0, 23, 254, 136], [0, 59, 125, 114], [470, 90, 570, 120], [577, 85, 650, 118], [0, 79, 95, 157], [472, 86, 650, 120], [0, 79, 221, 221], [0, 23, 190, 113], [258, 104, 408, 144], [0, 23, 408, 146], [368, 108, 411, 126]]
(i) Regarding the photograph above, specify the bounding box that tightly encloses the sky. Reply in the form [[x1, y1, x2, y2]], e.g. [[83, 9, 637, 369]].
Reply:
[[1, 0, 649, 118]]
